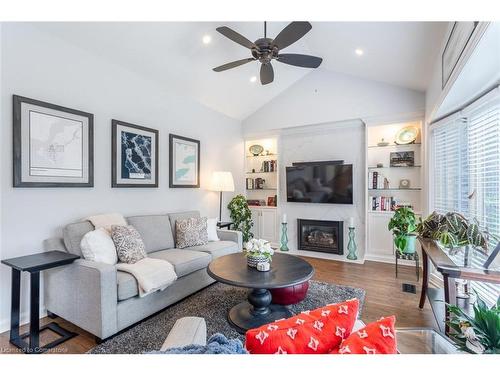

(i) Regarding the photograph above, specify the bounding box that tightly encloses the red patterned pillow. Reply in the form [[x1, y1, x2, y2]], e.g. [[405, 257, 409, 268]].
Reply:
[[333, 316, 397, 354], [245, 299, 359, 354]]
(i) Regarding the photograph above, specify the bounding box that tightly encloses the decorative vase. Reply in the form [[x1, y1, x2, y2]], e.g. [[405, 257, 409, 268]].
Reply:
[[280, 222, 289, 251], [246, 254, 269, 268], [346, 227, 358, 260]]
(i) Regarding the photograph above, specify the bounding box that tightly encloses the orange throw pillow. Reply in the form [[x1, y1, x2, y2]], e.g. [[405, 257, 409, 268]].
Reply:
[[245, 299, 359, 354], [333, 316, 397, 354]]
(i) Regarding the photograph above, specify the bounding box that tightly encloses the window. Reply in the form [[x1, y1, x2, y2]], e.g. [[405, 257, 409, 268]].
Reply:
[[430, 88, 500, 305]]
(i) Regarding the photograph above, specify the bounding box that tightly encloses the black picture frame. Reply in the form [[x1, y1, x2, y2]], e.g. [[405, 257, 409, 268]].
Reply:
[[13, 95, 94, 188], [169, 134, 200, 188], [111, 119, 159, 188]]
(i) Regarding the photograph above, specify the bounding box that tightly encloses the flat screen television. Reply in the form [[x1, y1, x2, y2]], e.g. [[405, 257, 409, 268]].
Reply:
[[286, 163, 353, 204]]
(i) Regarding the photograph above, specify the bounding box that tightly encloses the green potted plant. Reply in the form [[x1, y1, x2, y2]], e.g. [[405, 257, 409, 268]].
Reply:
[[388, 207, 417, 254], [416, 211, 490, 253], [446, 292, 500, 354], [244, 238, 274, 268], [227, 194, 253, 243]]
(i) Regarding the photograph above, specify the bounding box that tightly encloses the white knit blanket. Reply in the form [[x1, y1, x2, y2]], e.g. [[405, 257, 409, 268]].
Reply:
[[116, 258, 177, 298]]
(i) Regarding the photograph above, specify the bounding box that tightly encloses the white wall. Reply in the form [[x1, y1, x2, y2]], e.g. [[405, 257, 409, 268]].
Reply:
[[278, 121, 365, 261], [242, 69, 425, 135], [0, 24, 244, 332]]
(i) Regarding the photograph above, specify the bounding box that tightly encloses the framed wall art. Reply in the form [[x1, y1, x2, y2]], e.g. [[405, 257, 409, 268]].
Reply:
[[13, 95, 94, 187], [112, 119, 159, 187], [169, 134, 200, 188]]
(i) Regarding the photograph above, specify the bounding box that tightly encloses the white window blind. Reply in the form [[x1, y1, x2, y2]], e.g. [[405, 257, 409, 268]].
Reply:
[[432, 116, 469, 215], [431, 89, 500, 305]]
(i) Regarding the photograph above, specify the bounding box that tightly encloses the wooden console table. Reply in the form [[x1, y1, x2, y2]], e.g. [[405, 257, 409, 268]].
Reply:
[[418, 237, 500, 334]]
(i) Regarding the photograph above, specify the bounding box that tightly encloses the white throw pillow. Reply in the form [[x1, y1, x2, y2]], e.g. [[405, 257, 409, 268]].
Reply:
[[207, 218, 220, 242], [80, 228, 118, 265]]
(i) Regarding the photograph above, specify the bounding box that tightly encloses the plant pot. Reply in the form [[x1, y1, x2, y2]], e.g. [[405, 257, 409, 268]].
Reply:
[[246, 254, 269, 268], [396, 234, 417, 254]]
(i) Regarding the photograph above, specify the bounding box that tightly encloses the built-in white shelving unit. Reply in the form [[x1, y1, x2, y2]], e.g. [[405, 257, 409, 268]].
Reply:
[[365, 120, 425, 264], [244, 138, 279, 246]]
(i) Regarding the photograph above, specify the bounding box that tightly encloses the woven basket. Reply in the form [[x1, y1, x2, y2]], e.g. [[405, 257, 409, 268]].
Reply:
[[246, 254, 269, 268]]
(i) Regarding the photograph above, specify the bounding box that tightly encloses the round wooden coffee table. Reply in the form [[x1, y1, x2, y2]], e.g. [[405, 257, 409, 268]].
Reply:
[[207, 253, 314, 333]]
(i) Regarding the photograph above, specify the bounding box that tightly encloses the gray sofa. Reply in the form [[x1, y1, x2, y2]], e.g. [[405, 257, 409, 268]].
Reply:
[[42, 211, 242, 340]]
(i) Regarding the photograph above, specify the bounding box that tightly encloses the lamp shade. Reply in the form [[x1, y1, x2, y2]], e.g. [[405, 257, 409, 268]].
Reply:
[[211, 171, 235, 192]]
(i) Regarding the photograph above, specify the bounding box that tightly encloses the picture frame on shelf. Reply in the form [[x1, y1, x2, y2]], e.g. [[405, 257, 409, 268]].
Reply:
[[13, 95, 94, 188], [112, 119, 158, 188], [169, 134, 200, 188], [390, 151, 415, 167]]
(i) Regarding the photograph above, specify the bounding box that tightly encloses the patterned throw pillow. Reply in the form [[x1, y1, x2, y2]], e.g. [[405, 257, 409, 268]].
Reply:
[[111, 225, 147, 264], [331, 316, 397, 354], [245, 299, 359, 354], [176, 217, 208, 249]]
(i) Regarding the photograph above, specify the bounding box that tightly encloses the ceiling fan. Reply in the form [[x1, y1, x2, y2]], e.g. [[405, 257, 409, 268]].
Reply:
[[212, 21, 322, 85]]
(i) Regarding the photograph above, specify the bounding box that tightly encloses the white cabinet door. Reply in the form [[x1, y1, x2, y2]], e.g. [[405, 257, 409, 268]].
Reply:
[[250, 208, 261, 239], [260, 209, 277, 243]]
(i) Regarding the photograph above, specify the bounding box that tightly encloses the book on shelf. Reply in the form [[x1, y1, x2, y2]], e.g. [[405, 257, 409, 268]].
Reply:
[[370, 196, 396, 212], [368, 171, 389, 189]]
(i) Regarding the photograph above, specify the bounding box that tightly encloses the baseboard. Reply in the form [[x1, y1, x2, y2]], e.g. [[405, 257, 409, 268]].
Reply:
[[0, 307, 47, 334], [364, 253, 421, 267], [287, 249, 365, 264]]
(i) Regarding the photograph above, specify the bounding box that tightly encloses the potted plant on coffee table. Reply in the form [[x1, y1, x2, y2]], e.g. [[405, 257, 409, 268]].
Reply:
[[388, 207, 418, 254], [244, 238, 274, 268]]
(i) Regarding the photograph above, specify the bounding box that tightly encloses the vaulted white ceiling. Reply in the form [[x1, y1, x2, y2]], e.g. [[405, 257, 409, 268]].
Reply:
[[33, 22, 447, 120]]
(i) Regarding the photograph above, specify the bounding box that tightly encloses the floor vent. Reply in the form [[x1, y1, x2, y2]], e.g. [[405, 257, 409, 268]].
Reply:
[[402, 283, 416, 294]]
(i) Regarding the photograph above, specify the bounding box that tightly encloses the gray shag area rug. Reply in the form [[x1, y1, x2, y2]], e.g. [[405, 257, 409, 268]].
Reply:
[[90, 281, 365, 354]]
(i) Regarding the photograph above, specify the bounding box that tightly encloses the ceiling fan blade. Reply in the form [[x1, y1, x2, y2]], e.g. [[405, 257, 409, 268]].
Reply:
[[272, 22, 312, 50], [216, 26, 256, 49], [213, 58, 256, 72], [277, 54, 323, 68], [260, 63, 274, 85]]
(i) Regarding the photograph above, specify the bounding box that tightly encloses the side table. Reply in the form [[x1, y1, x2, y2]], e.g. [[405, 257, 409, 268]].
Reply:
[[1, 251, 80, 353], [216, 221, 233, 230]]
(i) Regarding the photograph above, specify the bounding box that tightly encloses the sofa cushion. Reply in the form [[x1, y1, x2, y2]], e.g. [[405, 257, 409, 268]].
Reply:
[[117, 271, 139, 301], [189, 241, 239, 259], [175, 217, 208, 249], [127, 215, 174, 253], [168, 211, 200, 243], [111, 225, 147, 264], [245, 299, 359, 354], [149, 249, 211, 277], [333, 316, 397, 354], [63, 221, 95, 256]]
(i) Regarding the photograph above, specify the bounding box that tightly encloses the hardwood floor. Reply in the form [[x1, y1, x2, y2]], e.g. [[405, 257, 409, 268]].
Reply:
[[0, 258, 436, 354]]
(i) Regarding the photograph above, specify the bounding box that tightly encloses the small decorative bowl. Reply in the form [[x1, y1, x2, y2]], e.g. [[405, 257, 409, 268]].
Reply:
[[256, 262, 271, 272]]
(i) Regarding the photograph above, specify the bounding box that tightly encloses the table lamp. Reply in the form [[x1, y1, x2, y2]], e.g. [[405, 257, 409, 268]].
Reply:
[[211, 171, 235, 223]]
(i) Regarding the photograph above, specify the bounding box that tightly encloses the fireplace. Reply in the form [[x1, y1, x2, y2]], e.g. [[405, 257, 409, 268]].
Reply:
[[297, 219, 343, 254]]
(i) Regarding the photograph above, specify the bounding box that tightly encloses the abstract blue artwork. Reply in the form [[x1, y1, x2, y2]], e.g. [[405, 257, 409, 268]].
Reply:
[[112, 120, 158, 187], [121, 131, 152, 180]]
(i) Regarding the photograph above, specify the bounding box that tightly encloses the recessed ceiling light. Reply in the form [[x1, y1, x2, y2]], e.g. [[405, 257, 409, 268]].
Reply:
[[202, 35, 212, 44], [355, 48, 364, 56], [249, 76, 257, 83]]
